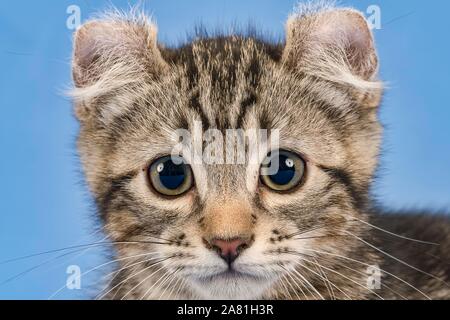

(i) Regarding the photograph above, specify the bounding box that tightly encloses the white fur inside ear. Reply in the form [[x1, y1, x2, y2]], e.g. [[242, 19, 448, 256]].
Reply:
[[70, 10, 169, 122], [284, 3, 381, 89]]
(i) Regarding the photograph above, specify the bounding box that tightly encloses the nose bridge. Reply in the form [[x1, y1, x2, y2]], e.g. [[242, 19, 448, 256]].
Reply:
[[207, 164, 246, 193], [203, 198, 254, 240]]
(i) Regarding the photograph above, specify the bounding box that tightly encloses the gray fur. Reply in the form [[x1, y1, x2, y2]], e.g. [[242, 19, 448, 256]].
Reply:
[[71, 3, 449, 300]]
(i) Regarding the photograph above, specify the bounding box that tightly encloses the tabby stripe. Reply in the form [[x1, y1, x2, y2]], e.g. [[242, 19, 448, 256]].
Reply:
[[319, 165, 367, 210], [188, 91, 210, 130], [97, 172, 137, 218]]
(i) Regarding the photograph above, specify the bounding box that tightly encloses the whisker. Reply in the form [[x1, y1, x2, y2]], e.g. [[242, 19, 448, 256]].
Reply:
[[173, 274, 190, 300], [286, 220, 351, 239], [165, 273, 184, 300], [289, 275, 309, 300], [138, 264, 176, 300], [345, 215, 440, 246], [281, 260, 325, 300], [313, 261, 384, 300], [119, 260, 175, 300], [280, 265, 314, 299], [311, 254, 408, 300], [288, 252, 385, 300], [157, 269, 181, 300], [0, 239, 173, 265], [293, 235, 348, 241], [95, 254, 162, 299], [344, 231, 449, 287], [299, 248, 432, 300], [292, 258, 352, 300], [1, 247, 93, 286], [277, 274, 295, 300], [2, 235, 113, 287], [48, 251, 165, 300], [279, 265, 307, 300], [100, 256, 174, 300], [312, 257, 336, 300]]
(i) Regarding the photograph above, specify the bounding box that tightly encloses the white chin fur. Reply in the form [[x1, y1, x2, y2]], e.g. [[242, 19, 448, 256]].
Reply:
[[189, 276, 274, 300]]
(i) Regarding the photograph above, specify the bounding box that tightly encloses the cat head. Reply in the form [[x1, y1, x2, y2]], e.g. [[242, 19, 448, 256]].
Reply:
[[72, 3, 383, 299]]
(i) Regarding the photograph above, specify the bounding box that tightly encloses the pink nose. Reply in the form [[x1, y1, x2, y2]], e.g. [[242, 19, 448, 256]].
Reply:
[[210, 238, 251, 265]]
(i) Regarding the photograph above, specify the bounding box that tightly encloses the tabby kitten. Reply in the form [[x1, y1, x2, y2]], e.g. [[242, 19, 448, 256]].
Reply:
[[71, 3, 450, 300]]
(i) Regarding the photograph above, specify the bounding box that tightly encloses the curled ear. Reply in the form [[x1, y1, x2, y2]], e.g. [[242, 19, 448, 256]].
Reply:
[[283, 5, 380, 90], [71, 12, 169, 120]]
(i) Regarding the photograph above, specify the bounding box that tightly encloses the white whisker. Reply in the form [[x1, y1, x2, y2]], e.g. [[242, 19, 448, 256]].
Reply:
[[345, 231, 448, 286], [300, 248, 432, 300]]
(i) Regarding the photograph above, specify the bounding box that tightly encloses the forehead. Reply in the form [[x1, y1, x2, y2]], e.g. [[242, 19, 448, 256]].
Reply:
[[157, 36, 284, 130], [107, 37, 350, 174]]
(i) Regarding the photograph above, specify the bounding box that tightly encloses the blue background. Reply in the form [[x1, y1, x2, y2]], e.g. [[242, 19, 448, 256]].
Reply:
[[0, 0, 449, 299]]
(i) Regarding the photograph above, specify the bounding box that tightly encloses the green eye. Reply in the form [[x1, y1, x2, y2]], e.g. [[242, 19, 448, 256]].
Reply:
[[148, 156, 193, 196], [260, 150, 306, 192]]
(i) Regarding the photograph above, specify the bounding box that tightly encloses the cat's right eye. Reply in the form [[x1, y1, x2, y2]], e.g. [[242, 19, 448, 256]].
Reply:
[[148, 155, 193, 196], [260, 150, 306, 192]]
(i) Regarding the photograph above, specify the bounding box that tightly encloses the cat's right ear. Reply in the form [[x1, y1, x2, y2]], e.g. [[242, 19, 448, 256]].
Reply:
[[71, 14, 168, 121], [282, 5, 382, 107]]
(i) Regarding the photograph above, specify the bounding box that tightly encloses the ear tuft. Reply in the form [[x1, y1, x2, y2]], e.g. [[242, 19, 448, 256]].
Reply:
[[71, 11, 168, 94], [284, 3, 380, 89]]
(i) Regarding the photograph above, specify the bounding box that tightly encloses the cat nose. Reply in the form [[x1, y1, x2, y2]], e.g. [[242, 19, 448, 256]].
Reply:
[[209, 238, 252, 265]]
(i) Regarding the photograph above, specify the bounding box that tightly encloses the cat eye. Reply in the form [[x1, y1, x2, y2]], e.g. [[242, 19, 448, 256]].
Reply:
[[148, 155, 193, 196], [260, 150, 306, 192]]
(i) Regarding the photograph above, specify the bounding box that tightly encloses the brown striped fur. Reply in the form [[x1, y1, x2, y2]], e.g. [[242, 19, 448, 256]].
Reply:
[[71, 3, 449, 300]]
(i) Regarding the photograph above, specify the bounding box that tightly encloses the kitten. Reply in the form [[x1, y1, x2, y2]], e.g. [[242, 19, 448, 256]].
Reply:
[[71, 3, 450, 300]]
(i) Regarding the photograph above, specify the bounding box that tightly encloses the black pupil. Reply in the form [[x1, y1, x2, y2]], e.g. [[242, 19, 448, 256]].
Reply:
[[268, 154, 296, 185], [158, 160, 186, 190]]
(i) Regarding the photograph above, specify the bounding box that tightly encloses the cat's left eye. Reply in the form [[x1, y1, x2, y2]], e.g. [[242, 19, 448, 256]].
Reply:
[[260, 150, 306, 192], [148, 155, 193, 196]]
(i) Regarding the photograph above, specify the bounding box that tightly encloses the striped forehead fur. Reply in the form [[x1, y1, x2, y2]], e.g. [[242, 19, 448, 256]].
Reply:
[[68, 2, 450, 301]]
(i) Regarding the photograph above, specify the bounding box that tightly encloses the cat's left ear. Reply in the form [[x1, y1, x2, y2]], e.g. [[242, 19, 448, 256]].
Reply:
[[71, 14, 169, 121], [73, 17, 168, 86], [283, 7, 381, 101]]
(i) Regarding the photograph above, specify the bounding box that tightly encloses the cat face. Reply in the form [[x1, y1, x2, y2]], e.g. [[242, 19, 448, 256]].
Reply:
[[72, 5, 383, 299]]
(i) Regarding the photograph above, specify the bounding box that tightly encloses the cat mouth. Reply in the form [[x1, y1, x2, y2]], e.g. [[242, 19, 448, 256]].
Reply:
[[189, 268, 274, 299], [194, 269, 263, 283]]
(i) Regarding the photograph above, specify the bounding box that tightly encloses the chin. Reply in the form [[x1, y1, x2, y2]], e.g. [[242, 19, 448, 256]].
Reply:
[[189, 271, 275, 300]]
